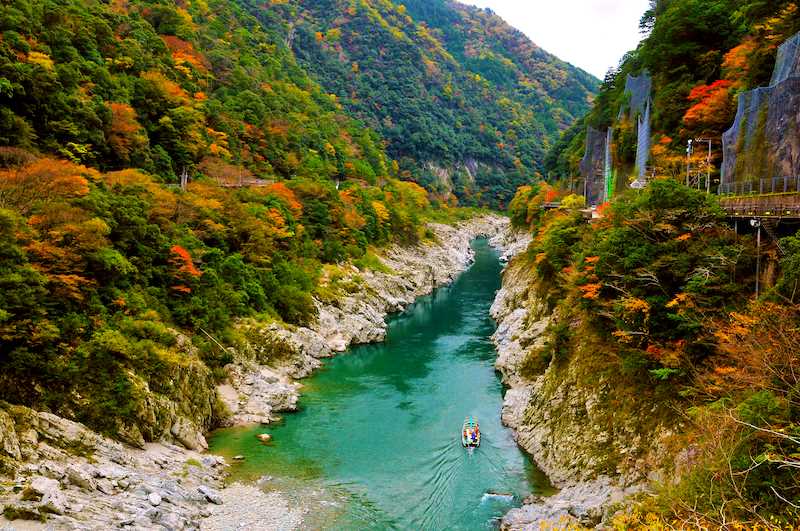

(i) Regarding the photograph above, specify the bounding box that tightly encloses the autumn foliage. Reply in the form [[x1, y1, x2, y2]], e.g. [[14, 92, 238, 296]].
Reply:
[[652, 304, 800, 527], [161, 35, 209, 74], [0, 158, 94, 214], [508, 182, 567, 229], [682, 80, 736, 134], [107, 103, 146, 162], [170, 245, 203, 279], [263, 182, 303, 217]]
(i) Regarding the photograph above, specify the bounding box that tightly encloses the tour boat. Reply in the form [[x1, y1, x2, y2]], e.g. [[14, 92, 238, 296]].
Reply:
[[462, 416, 480, 448]]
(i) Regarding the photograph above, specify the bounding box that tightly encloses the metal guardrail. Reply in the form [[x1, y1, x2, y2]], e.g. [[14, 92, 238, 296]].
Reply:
[[721, 202, 800, 219], [719, 176, 800, 196], [718, 177, 800, 218], [218, 179, 274, 188]]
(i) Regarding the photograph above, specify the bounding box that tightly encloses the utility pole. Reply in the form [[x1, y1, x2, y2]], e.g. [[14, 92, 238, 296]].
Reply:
[[706, 140, 712, 193], [693, 138, 713, 193], [752, 219, 761, 297], [686, 139, 693, 186]]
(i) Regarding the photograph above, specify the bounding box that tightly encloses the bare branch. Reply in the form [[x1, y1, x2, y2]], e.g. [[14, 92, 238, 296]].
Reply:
[[728, 413, 800, 445], [771, 486, 800, 509]]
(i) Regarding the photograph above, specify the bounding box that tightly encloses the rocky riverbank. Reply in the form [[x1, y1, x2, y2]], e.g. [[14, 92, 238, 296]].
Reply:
[[0, 214, 511, 531], [490, 252, 675, 529], [0, 404, 228, 530]]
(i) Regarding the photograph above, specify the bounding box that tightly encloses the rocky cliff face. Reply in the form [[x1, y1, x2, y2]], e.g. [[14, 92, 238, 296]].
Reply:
[[491, 257, 677, 529], [114, 343, 219, 453], [421, 160, 518, 206], [423, 161, 476, 199]]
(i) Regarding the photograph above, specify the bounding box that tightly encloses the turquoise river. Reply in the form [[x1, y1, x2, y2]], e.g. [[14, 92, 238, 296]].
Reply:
[[208, 239, 551, 530]]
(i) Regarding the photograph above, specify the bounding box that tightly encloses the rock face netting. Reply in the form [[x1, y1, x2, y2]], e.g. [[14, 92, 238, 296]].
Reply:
[[580, 126, 609, 205], [722, 31, 800, 189], [619, 73, 652, 120], [620, 73, 653, 180], [580, 72, 652, 202], [636, 100, 652, 180], [721, 88, 768, 182], [771, 32, 800, 86], [604, 127, 614, 199]]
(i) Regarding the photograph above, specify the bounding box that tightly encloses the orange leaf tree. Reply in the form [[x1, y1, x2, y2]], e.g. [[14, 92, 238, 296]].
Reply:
[[0, 158, 95, 214], [106, 102, 147, 162], [169, 244, 203, 285]]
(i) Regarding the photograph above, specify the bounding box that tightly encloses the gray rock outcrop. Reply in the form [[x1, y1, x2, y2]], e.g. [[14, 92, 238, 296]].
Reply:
[[423, 160, 477, 199], [170, 417, 209, 452], [0, 402, 228, 530], [0, 410, 21, 463]]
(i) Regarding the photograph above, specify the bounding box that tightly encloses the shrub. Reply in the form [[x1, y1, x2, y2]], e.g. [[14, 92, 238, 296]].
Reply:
[[353, 251, 393, 274]]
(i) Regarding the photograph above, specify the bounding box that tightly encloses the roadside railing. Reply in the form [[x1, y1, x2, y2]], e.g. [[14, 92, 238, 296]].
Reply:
[[719, 176, 800, 196], [722, 203, 800, 218]]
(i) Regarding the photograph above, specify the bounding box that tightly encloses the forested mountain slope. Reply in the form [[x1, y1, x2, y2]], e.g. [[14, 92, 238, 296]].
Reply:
[[0, 0, 462, 442], [0, 0, 391, 186], [241, 0, 597, 206], [1, 0, 596, 208], [402, 0, 596, 124]]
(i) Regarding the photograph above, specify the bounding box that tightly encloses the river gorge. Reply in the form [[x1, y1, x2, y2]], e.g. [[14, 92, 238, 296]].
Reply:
[[0, 216, 556, 531], [0, 216, 635, 530], [208, 239, 551, 529]]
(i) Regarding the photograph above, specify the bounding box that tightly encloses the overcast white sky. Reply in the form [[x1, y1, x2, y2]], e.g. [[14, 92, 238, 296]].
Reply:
[[460, 0, 651, 79]]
